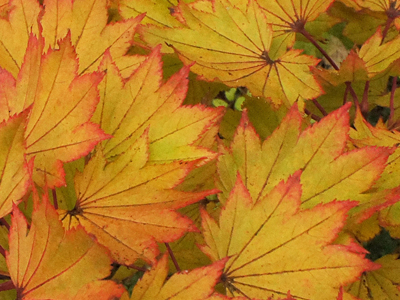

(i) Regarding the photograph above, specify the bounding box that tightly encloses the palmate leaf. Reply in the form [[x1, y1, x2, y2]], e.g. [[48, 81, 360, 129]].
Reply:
[[119, 0, 184, 28], [139, 0, 322, 107], [0, 111, 31, 218], [216, 103, 391, 219], [59, 131, 217, 265], [6, 191, 117, 300], [120, 254, 227, 300], [346, 254, 400, 299], [257, 0, 335, 45], [0, 0, 41, 77], [41, 0, 145, 76], [92, 46, 223, 163], [0, 34, 110, 188], [200, 173, 376, 300], [353, 0, 400, 30]]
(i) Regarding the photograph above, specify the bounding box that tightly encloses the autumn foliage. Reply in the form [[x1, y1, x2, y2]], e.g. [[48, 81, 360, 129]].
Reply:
[[3, 0, 400, 299]]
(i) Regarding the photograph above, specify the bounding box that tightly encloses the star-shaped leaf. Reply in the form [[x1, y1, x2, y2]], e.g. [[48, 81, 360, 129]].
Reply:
[[41, 0, 145, 76], [6, 191, 114, 300], [0, 0, 41, 77], [59, 131, 217, 265], [201, 173, 376, 299], [139, 0, 322, 107], [93, 46, 223, 163], [216, 104, 391, 217], [0, 34, 110, 187], [126, 254, 227, 300], [0, 111, 31, 218]]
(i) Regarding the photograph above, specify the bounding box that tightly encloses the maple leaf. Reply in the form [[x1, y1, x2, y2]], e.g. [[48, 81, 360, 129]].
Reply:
[[73, 281, 126, 300], [120, 254, 227, 300], [59, 131, 217, 265], [358, 28, 400, 78], [257, 0, 335, 46], [0, 34, 110, 188], [0, 0, 41, 77], [139, 0, 322, 107], [92, 46, 223, 163], [119, 0, 184, 28], [353, 0, 400, 30], [200, 173, 376, 299], [6, 191, 114, 300], [216, 103, 391, 222], [346, 254, 400, 299], [41, 0, 145, 76], [0, 111, 31, 218]]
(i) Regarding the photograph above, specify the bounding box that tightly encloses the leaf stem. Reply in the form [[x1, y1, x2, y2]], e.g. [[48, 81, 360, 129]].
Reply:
[[0, 219, 9, 231], [0, 245, 5, 257], [0, 280, 14, 292], [304, 108, 321, 121], [360, 81, 370, 117], [312, 99, 327, 116], [52, 189, 58, 210], [165, 242, 181, 272], [381, 17, 395, 45], [389, 76, 397, 128], [127, 264, 148, 273]]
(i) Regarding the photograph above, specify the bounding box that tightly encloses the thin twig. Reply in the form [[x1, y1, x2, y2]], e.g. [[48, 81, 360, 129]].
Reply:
[[389, 76, 397, 128], [304, 108, 321, 121], [52, 189, 58, 210], [312, 99, 327, 116], [165, 242, 181, 272], [299, 27, 359, 106], [360, 81, 370, 117]]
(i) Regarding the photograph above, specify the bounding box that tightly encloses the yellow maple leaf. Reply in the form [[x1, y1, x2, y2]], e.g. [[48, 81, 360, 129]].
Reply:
[[346, 254, 400, 299], [93, 47, 224, 164], [216, 104, 391, 217], [120, 254, 227, 300], [0, 111, 31, 218], [139, 0, 322, 107], [201, 173, 376, 299]]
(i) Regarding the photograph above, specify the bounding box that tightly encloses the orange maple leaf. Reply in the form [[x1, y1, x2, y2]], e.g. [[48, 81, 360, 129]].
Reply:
[[59, 131, 217, 265], [201, 173, 377, 299], [0, 34, 110, 188], [6, 191, 115, 300], [0, 0, 41, 77], [41, 0, 144, 76], [139, 0, 322, 107]]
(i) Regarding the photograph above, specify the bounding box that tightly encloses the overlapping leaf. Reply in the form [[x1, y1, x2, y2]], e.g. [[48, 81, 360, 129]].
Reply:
[[139, 0, 322, 107], [122, 254, 226, 300], [358, 29, 400, 77], [41, 0, 145, 76], [257, 0, 335, 44], [0, 111, 31, 218], [6, 192, 114, 300], [216, 103, 391, 218], [93, 46, 223, 163], [59, 131, 217, 265], [201, 173, 375, 299], [346, 254, 400, 299], [0, 0, 41, 77], [0, 34, 109, 188], [353, 0, 400, 30], [119, 0, 183, 28]]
